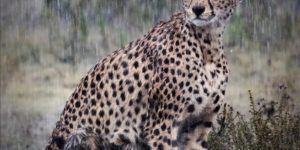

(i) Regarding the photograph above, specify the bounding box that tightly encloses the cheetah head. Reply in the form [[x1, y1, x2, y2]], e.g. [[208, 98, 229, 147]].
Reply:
[[182, 0, 241, 27]]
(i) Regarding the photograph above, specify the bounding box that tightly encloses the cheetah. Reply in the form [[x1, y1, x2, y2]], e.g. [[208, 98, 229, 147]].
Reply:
[[46, 0, 241, 149]]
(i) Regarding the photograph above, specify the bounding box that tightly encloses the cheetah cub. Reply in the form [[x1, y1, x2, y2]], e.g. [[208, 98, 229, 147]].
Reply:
[[46, 0, 241, 149]]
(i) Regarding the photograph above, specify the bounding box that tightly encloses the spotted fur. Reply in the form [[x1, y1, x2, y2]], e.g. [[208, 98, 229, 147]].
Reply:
[[46, 0, 240, 149]]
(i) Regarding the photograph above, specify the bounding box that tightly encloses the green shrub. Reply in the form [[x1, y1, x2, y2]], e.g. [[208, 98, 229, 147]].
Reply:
[[208, 88, 300, 150]]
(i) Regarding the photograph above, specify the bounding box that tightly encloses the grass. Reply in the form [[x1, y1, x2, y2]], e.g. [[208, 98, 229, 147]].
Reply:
[[208, 87, 300, 150]]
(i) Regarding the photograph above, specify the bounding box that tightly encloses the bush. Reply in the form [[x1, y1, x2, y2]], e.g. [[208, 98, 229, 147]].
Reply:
[[208, 87, 300, 150]]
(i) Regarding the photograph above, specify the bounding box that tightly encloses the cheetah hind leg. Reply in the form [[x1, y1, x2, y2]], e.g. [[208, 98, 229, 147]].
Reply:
[[63, 128, 120, 150], [64, 128, 150, 150]]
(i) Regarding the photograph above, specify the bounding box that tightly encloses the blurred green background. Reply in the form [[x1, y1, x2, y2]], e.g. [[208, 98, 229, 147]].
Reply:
[[0, 0, 299, 149]]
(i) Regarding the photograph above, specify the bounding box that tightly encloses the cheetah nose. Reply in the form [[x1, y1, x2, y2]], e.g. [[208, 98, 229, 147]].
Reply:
[[192, 6, 205, 17]]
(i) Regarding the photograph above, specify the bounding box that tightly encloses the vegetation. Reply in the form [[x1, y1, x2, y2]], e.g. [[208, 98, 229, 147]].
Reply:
[[209, 87, 300, 150]]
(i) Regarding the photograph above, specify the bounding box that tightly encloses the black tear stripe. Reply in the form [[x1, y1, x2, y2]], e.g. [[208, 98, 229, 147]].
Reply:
[[208, 0, 215, 16]]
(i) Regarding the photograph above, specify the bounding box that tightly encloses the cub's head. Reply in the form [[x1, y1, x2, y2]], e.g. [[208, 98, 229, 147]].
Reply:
[[182, 0, 241, 26]]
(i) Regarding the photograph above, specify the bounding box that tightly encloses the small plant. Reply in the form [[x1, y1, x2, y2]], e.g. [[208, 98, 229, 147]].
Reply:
[[208, 87, 300, 150]]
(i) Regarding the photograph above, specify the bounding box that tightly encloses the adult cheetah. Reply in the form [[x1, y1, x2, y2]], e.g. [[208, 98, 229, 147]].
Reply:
[[46, 0, 241, 149]]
